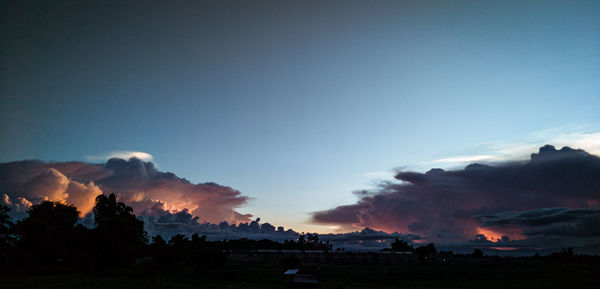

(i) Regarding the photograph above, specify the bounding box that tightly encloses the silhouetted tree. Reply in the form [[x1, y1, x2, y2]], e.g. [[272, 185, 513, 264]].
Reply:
[[472, 248, 484, 258], [151, 235, 167, 246], [0, 204, 11, 238], [150, 235, 169, 266], [391, 238, 414, 252], [415, 243, 437, 261], [550, 247, 577, 263], [94, 194, 146, 243], [92, 193, 147, 266], [0, 204, 14, 269], [298, 233, 306, 245], [168, 234, 190, 265], [13, 201, 80, 268], [562, 247, 574, 256], [283, 233, 331, 250]]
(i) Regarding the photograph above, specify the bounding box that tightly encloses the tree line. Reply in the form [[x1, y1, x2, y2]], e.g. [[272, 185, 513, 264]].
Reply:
[[0, 193, 331, 272], [0, 194, 591, 273]]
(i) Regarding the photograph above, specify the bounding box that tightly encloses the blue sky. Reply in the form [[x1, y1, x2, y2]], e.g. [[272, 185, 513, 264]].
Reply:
[[1, 0, 599, 232]]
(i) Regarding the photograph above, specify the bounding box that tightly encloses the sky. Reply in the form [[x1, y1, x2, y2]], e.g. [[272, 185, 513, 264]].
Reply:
[[1, 0, 600, 234]]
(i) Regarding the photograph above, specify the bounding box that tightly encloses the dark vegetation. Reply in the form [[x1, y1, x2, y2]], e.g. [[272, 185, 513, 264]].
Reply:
[[1, 195, 600, 288], [0, 194, 332, 273]]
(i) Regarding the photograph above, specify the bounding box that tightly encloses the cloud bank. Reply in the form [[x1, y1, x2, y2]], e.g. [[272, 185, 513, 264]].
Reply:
[[0, 157, 412, 251], [0, 158, 251, 224], [312, 145, 600, 252], [3, 145, 600, 254]]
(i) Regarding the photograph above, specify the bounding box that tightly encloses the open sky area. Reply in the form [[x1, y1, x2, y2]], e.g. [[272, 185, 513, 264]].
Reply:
[[1, 0, 600, 236]]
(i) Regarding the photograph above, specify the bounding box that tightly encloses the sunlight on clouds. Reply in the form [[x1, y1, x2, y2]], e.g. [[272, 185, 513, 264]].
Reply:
[[476, 227, 505, 242], [476, 227, 525, 242]]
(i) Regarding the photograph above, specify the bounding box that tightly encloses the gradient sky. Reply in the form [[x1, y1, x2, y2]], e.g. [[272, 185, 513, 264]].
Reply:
[[1, 0, 599, 232]]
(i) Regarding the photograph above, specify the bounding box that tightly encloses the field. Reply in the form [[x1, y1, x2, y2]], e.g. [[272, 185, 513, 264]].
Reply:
[[3, 257, 600, 289]]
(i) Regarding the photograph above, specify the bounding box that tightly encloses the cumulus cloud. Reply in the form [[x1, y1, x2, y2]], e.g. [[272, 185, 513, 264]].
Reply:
[[66, 181, 103, 216], [312, 145, 600, 251], [24, 168, 70, 201], [140, 210, 299, 242], [0, 157, 251, 224], [1, 193, 32, 220]]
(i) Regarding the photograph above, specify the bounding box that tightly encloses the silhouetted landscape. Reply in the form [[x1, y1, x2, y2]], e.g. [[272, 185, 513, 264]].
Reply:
[[2, 0, 600, 288], [2, 195, 600, 288]]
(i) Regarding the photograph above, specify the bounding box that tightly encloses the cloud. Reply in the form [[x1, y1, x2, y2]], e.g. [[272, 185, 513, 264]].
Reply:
[[428, 129, 600, 167], [66, 181, 103, 216], [140, 211, 299, 242], [312, 145, 600, 251], [86, 151, 154, 162], [24, 168, 70, 201], [0, 158, 429, 251], [480, 207, 600, 239], [480, 207, 600, 227], [138, 207, 417, 251], [1, 193, 32, 220], [0, 157, 251, 224]]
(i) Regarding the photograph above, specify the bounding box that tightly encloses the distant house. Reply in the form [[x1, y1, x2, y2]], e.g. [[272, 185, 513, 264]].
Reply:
[[283, 268, 318, 284], [284, 269, 299, 275]]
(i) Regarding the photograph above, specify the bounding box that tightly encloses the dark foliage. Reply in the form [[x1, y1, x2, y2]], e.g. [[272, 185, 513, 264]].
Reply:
[[0, 204, 14, 270], [282, 233, 332, 250], [472, 248, 484, 258], [91, 193, 148, 266], [12, 201, 83, 270], [1, 197, 599, 277], [391, 238, 414, 252], [415, 243, 437, 261]]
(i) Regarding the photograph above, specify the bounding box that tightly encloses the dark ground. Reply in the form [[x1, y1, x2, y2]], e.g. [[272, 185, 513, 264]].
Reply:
[[3, 258, 600, 289]]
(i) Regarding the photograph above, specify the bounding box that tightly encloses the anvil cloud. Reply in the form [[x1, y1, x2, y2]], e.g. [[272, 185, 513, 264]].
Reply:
[[312, 145, 600, 251]]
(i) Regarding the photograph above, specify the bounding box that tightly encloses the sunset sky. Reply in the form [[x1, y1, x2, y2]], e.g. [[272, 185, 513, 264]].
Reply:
[[1, 0, 600, 238]]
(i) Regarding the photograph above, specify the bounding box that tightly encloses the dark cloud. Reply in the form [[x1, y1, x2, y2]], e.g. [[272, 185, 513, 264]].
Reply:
[[312, 145, 600, 251], [525, 216, 600, 238], [481, 207, 600, 227]]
